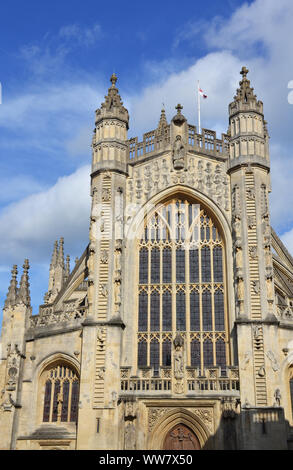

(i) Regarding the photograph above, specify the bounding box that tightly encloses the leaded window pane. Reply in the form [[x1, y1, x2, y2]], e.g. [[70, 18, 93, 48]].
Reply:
[[61, 380, 70, 422], [201, 246, 211, 282], [216, 339, 226, 369], [189, 248, 199, 283], [138, 291, 148, 331], [215, 290, 225, 331], [176, 291, 186, 331], [150, 291, 160, 331], [176, 248, 185, 283], [203, 340, 213, 367], [52, 379, 60, 422], [190, 291, 200, 331], [150, 341, 160, 371], [43, 380, 52, 422], [202, 291, 212, 331], [139, 248, 148, 284], [151, 248, 160, 283], [162, 248, 172, 283], [162, 341, 171, 366], [138, 342, 147, 367], [70, 380, 79, 423], [213, 246, 223, 282], [162, 291, 172, 331], [191, 340, 201, 367]]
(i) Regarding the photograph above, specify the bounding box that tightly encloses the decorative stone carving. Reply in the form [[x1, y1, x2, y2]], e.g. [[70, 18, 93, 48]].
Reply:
[[126, 157, 230, 213], [100, 283, 108, 297], [190, 408, 214, 434], [232, 184, 241, 218], [246, 187, 255, 200], [97, 367, 105, 379], [257, 365, 266, 377], [100, 250, 108, 264], [241, 351, 252, 370], [252, 280, 260, 294], [232, 214, 242, 241], [124, 399, 137, 421], [235, 240, 243, 273], [249, 246, 257, 259], [148, 407, 169, 431], [102, 187, 111, 202], [266, 350, 279, 372], [173, 334, 184, 380], [97, 327, 106, 351], [247, 215, 255, 229]]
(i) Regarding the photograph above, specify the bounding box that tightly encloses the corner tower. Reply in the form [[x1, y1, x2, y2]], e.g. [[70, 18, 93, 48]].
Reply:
[[77, 74, 129, 449], [228, 67, 278, 416]]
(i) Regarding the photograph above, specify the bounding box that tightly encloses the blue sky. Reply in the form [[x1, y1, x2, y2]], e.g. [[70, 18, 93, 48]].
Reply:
[[0, 0, 293, 316]]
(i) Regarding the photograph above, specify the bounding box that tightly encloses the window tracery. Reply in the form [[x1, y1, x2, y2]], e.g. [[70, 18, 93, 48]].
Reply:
[[137, 198, 229, 373], [42, 364, 79, 423]]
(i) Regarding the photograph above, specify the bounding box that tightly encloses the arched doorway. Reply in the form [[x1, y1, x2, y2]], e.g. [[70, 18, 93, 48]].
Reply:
[[163, 424, 201, 450]]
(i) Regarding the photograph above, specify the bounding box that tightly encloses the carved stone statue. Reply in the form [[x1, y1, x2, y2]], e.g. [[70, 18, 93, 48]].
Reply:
[[124, 422, 136, 450], [274, 388, 281, 406], [174, 346, 184, 379], [173, 135, 185, 170]]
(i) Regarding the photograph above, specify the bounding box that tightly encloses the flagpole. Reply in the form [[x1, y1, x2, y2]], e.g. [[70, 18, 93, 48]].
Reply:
[[197, 80, 201, 134]]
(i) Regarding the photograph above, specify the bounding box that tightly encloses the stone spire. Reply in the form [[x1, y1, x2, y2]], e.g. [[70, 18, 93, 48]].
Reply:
[[64, 254, 70, 282], [4, 265, 18, 309], [50, 240, 58, 269], [96, 73, 129, 128], [18, 259, 31, 307], [57, 237, 65, 269], [229, 66, 263, 115], [157, 106, 168, 130]]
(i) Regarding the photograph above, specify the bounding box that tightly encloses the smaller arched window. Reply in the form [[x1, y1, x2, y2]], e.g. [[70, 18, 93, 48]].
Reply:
[[42, 363, 79, 424]]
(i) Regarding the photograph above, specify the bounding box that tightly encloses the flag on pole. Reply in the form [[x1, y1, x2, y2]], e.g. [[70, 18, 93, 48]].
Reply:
[[198, 87, 208, 99]]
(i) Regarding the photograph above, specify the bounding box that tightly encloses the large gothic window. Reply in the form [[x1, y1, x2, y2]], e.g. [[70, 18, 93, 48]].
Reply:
[[42, 364, 79, 423], [137, 198, 229, 373]]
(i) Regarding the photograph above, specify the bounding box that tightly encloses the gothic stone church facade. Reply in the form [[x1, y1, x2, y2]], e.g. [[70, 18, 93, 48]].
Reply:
[[1, 68, 293, 450]]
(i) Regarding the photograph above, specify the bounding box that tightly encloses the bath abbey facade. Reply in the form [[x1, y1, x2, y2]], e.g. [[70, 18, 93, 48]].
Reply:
[[1, 68, 293, 450]]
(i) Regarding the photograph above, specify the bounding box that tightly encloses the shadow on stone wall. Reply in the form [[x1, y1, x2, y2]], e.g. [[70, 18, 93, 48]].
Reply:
[[202, 406, 291, 450]]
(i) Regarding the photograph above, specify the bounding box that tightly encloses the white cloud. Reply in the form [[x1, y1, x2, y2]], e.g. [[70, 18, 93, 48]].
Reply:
[[59, 23, 102, 46], [0, 175, 46, 204], [0, 165, 91, 264]]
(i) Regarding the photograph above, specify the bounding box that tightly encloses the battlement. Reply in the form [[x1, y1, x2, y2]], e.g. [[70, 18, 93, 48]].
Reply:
[[127, 124, 229, 162]]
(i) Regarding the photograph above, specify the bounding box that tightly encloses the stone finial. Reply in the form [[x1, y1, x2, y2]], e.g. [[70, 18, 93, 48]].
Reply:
[[110, 73, 118, 87], [18, 259, 31, 307], [64, 255, 70, 282], [57, 237, 65, 269], [50, 240, 58, 269], [234, 66, 257, 104], [172, 104, 186, 126], [240, 66, 249, 80], [157, 107, 168, 129], [4, 265, 18, 309]]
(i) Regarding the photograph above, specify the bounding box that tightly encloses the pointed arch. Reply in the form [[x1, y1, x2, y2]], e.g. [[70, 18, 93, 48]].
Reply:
[[147, 407, 211, 450]]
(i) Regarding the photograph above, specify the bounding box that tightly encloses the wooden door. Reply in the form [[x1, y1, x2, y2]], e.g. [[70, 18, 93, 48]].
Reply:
[[163, 424, 201, 450]]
